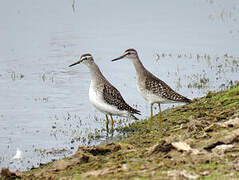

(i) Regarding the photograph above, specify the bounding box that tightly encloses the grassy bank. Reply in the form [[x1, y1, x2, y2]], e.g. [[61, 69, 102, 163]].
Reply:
[[1, 86, 239, 180]]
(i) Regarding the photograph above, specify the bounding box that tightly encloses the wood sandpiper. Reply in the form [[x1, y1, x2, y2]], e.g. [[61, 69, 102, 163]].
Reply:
[[112, 48, 192, 132], [69, 53, 141, 133]]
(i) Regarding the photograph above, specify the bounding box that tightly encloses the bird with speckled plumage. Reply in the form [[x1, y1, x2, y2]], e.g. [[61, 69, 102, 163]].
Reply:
[[69, 53, 140, 133], [112, 48, 191, 133]]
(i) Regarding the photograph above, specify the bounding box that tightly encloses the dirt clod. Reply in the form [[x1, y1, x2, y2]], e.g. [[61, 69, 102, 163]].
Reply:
[[148, 140, 173, 155], [205, 128, 239, 151], [78, 142, 122, 156], [0, 168, 22, 180], [212, 144, 234, 155]]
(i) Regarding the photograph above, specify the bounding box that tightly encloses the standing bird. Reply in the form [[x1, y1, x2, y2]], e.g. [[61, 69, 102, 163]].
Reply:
[[69, 53, 140, 133], [112, 49, 192, 132]]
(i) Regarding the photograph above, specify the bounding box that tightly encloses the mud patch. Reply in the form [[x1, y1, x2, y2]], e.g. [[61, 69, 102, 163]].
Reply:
[[0, 168, 22, 180], [204, 128, 239, 151], [147, 140, 173, 155]]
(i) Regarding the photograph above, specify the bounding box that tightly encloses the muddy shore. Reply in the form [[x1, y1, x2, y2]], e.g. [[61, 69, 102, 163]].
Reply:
[[1, 86, 239, 180]]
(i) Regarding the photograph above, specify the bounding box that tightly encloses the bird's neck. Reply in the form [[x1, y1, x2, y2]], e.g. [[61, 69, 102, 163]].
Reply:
[[88, 62, 105, 83], [131, 57, 147, 76]]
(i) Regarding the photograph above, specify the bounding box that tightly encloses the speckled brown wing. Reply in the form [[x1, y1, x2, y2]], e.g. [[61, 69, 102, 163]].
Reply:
[[103, 83, 141, 115], [145, 73, 192, 103]]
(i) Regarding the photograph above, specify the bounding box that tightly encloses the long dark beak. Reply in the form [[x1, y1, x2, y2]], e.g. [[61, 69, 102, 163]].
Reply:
[[111, 54, 127, 62], [69, 60, 82, 67]]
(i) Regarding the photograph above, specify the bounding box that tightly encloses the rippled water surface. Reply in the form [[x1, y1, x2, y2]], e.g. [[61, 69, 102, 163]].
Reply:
[[0, 0, 239, 171]]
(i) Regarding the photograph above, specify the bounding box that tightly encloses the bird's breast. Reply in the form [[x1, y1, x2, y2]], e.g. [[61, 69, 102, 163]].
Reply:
[[89, 83, 100, 105]]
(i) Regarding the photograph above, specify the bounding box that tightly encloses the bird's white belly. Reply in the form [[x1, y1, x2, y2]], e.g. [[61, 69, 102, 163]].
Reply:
[[89, 85, 128, 116]]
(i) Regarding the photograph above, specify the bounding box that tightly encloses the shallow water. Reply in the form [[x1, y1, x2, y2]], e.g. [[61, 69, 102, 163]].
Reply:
[[0, 0, 239, 171]]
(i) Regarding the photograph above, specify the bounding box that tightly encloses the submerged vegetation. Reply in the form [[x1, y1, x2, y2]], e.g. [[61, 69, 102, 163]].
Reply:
[[1, 86, 239, 179], [155, 52, 239, 93], [10, 72, 24, 81]]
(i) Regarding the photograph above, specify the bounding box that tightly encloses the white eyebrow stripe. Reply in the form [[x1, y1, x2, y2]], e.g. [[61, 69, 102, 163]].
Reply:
[[81, 55, 92, 60]]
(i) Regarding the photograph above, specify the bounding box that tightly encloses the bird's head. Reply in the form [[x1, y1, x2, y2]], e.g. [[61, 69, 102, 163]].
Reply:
[[112, 48, 138, 62], [69, 53, 94, 67]]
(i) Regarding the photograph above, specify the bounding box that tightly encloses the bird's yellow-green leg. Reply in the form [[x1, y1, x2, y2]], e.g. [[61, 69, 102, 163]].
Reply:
[[150, 104, 153, 130], [105, 115, 109, 133], [110, 115, 114, 135], [158, 103, 162, 134]]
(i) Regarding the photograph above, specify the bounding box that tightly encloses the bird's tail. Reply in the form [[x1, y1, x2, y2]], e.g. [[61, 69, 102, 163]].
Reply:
[[184, 97, 192, 104], [132, 108, 141, 115], [130, 114, 139, 120], [128, 106, 141, 120]]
